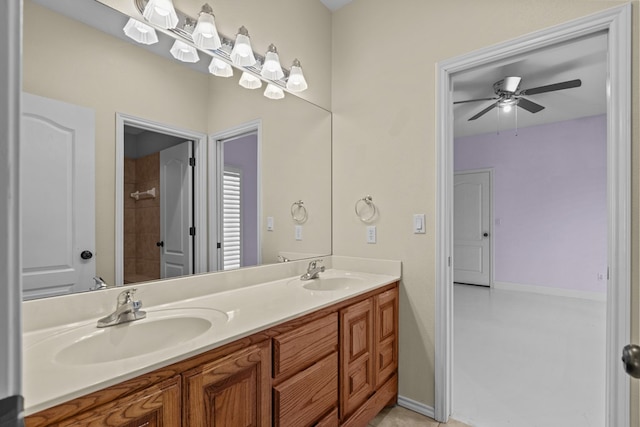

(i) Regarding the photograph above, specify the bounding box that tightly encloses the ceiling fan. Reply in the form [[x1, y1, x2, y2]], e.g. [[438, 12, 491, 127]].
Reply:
[[454, 76, 582, 121]]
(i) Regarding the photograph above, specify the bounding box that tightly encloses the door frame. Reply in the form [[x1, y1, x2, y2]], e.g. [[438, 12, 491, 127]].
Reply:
[[208, 119, 262, 272], [115, 113, 208, 285], [435, 5, 631, 425], [453, 168, 494, 287]]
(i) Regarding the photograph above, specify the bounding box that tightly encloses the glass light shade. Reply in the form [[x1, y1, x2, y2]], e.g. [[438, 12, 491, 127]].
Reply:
[[123, 18, 158, 45], [142, 0, 178, 29], [260, 50, 284, 80], [209, 57, 233, 77], [264, 84, 285, 100], [286, 65, 308, 92], [170, 40, 200, 63], [239, 72, 262, 89], [231, 33, 256, 66], [192, 12, 221, 50]]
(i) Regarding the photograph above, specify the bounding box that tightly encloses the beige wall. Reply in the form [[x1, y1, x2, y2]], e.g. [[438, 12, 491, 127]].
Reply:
[[331, 0, 640, 420], [100, 0, 332, 110]]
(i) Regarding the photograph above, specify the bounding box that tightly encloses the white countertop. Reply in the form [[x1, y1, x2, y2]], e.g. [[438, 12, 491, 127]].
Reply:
[[22, 256, 401, 415]]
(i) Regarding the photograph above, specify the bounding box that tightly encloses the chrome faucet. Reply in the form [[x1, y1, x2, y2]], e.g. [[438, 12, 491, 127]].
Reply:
[[91, 276, 109, 291], [97, 289, 146, 328], [300, 259, 325, 280]]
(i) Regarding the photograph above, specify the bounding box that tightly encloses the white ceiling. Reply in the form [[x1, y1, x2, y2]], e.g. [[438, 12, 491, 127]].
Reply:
[[453, 32, 607, 138], [320, 0, 353, 12]]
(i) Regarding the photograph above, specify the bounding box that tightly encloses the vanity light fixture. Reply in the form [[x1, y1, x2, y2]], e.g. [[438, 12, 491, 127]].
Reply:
[[260, 44, 284, 81], [264, 83, 285, 100], [192, 4, 221, 50], [230, 26, 256, 67], [286, 59, 308, 92], [123, 18, 158, 45], [209, 57, 233, 77], [239, 72, 262, 89], [170, 40, 200, 63], [142, 0, 178, 29]]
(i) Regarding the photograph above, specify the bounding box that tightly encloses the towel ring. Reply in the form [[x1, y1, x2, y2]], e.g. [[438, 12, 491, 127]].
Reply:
[[355, 195, 377, 223], [291, 200, 308, 224]]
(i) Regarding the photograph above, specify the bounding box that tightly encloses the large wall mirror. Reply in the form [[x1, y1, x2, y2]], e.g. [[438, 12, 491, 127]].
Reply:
[[22, 0, 332, 299]]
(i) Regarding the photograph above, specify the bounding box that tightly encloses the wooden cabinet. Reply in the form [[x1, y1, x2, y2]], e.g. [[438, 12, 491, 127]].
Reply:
[[56, 376, 181, 427], [26, 282, 399, 427], [339, 286, 399, 426], [182, 341, 271, 427], [373, 288, 398, 389], [339, 298, 374, 419]]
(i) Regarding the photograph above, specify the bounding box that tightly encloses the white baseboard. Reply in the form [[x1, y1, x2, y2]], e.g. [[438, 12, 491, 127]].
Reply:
[[397, 395, 435, 419], [493, 281, 606, 301]]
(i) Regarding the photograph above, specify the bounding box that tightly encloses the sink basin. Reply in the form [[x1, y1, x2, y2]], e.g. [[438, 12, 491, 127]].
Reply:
[[32, 308, 228, 366], [287, 272, 366, 292]]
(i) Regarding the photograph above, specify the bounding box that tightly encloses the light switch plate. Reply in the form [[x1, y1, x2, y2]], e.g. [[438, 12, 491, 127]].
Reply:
[[367, 226, 376, 244], [295, 225, 303, 241], [266, 216, 274, 231], [413, 214, 426, 234]]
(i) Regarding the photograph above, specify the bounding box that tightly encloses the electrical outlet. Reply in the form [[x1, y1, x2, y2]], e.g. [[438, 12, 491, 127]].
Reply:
[[367, 226, 376, 244]]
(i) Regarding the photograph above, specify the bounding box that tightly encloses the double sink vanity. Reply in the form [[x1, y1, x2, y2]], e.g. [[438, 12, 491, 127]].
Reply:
[[23, 256, 401, 426]]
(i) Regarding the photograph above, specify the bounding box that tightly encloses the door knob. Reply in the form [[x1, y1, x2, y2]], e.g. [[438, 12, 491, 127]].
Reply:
[[156, 241, 164, 247], [622, 344, 640, 378], [483, 232, 489, 237], [80, 250, 93, 260]]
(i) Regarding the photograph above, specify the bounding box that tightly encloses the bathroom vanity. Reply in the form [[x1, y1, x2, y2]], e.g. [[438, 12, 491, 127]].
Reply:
[[23, 257, 400, 426]]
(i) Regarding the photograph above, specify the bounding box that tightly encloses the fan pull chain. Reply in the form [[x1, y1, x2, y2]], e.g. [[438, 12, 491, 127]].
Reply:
[[496, 103, 500, 135], [515, 102, 518, 136]]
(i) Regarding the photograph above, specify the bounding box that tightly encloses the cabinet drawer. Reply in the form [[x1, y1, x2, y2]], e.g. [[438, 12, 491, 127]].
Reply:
[[273, 313, 338, 380], [315, 407, 339, 427], [274, 352, 338, 427]]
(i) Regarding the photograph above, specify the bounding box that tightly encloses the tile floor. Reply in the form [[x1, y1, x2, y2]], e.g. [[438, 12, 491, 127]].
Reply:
[[370, 405, 470, 426], [451, 284, 606, 427]]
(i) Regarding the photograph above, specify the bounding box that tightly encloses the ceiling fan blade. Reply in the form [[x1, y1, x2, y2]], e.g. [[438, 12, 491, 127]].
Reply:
[[468, 102, 497, 121], [517, 97, 545, 113], [454, 97, 497, 104], [520, 79, 582, 96]]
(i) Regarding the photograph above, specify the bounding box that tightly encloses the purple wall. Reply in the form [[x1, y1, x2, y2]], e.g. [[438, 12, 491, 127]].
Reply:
[[454, 115, 607, 294], [224, 134, 259, 267]]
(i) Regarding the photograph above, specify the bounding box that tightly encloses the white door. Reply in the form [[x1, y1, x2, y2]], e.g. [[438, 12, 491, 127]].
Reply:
[[454, 170, 491, 286], [21, 93, 95, 299], [160, 141, 192, 278]]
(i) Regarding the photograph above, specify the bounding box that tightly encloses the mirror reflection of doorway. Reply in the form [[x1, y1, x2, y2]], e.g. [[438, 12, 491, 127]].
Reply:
[[217, 131, 259, 270], [123, 126, 194, 284]]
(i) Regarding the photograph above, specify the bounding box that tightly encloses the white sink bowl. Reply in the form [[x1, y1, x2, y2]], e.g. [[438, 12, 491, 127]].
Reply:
[[31, 308, 228, 366], [288, 271, 366, 292]]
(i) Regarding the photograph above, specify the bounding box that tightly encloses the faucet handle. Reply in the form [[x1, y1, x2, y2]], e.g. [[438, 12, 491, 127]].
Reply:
[[117, 288, 137, 304]]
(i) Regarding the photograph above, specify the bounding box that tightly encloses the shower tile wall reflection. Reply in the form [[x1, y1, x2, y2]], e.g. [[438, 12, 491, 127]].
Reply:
[[124, 153, 160, 284]]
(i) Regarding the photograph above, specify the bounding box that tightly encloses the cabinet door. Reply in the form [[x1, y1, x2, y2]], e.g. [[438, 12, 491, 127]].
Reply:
[[340, 298, 373, 419], [183, 341, 271, 427], [373, 287, 398, 389], [57, 376, 181, 427]]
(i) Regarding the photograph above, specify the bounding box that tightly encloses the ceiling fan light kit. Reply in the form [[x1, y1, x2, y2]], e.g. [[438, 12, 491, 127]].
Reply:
[[454, 76, 583, 123]]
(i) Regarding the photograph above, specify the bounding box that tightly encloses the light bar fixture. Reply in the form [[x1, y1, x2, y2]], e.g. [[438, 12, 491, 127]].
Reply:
[[239, 72, 262, 89], [230, 26, 257, 67], [192, 4, 221, 50], [132, 0, 310, 98], [123, 18, 158, 45], [260, 44, 284, 81], [286, 59, 308, 92], [264, 83, 285, 100], [142, 0, 178, 29], [170, 40, 200, 63]]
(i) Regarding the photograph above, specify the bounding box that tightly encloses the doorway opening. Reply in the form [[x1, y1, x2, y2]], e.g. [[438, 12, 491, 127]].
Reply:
[[115, 114, 208, 286], [436, 5, 631, 426]]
